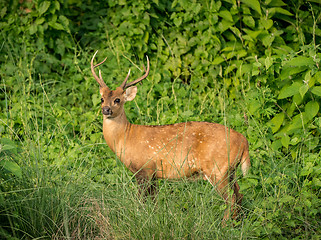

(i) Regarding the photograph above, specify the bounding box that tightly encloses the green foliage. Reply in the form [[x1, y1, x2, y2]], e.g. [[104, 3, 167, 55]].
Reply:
[[0, 0, 321, 239], [264, 45, 321, 156], [0, 138, 22, 179]]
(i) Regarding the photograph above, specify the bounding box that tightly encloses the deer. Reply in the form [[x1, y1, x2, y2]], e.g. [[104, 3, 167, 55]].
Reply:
[[90, 50, 250, 224]]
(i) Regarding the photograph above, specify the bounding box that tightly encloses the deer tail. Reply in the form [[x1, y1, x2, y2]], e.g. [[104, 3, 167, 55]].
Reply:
[[241, 142, 250, 176]]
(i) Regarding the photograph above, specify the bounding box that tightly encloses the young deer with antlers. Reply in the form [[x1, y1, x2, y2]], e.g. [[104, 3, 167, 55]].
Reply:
[[90, 51, 250, 223]]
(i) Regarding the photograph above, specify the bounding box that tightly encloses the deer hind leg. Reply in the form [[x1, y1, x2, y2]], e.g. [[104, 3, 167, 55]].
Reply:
[[217, 177, 236, 224], [227, 172, 244, 221], [203, 171, 238, 225]]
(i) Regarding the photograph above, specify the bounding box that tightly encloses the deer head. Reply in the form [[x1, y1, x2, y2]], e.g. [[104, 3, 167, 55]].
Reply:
[[90, 51, 150, 118]]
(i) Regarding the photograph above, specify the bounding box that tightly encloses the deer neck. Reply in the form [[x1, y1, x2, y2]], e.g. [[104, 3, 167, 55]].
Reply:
[[102, 111, 131, 157]]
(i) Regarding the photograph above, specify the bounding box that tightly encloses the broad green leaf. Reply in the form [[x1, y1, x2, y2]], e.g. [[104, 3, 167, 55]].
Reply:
[[281, 134, 290, 149], [311, 86, 321, 97], [278, 82, 302, 99], [269, 112, 284, 133], [35, 18, 45, 25], [0, 160, 22, 178], [0, 138, 17, 154], [260, 18, 273, 30], [212, 1, 221, 12], [243, 15, 255, 28], [92, 94, 100, 106], [241, 0, 262, 16], [305, 101, 319, 120], [173, 17, 182, 27], [287, 113, 307, 132], [288, 94, 303, 116], [48, 22, 64, 30], [59, 15, 69, 28], [248, 99, 261, 115], [29, 24, 37, 35], [143, 31, 149, 43], [314, 71, 321, 84], [267, 0, 286, 7], [299, 84, 309, 98], [261, 33, 275, 47], [236, 63, 252, 77], [304, 70, 311, 83], [154, 73, 161, 83], [308, 0, 321, 3], [38, 1, 51, 16], [239, 177, 258, 191], [271, 139, 282, 151], [56, 39, 65, 56], [274, 7, 293, 16], [273, 45, 294, 56], [290, 136, 300, 145], [213, 56, 225, 65], [218, 19, 233, 32], [291, 93, 303, 106], [54, 0, 60, 11], [243, 29, 262, 39], [280, 66, 306, 80], [283, 56, 315, 68], [300, 162, 313, 176], [312, 178, 321, 187], [218, 10, 233, 22], [307, 71, 318, 87], [265, 56, 273, 70], [243, 35, 254, 41], [0, 6, 7, 18], [230, 27, 241, 39]]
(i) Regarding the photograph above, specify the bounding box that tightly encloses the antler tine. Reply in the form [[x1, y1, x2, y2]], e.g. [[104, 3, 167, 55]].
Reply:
[[91, 50, 108, 88], [120, 69, 131, 89], [121, 56, 150, 89], [99, 70, 103, 82]]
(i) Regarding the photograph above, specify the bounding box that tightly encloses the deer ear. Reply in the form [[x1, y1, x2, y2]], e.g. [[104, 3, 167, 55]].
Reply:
[[125, 86, 137, 101]]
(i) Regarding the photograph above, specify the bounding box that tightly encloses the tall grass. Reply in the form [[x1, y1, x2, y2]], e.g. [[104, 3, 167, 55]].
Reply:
[[2, 119, 320, 239], [1, 46, 320, 239]]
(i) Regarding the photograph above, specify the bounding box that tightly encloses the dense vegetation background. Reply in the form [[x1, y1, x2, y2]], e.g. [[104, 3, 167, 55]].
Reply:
[[0, 0, 320, 239]]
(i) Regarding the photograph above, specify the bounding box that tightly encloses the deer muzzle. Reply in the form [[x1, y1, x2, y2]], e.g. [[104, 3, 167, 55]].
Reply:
[[102, 106, 112, 116]]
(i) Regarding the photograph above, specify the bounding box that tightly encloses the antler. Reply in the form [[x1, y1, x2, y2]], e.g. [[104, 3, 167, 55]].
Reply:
[[120, 56, 150, 89], [91, 50, 108, 88]]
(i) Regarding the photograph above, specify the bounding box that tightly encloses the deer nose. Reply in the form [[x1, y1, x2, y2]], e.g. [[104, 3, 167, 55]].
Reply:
[[102, 106, 112, 116]]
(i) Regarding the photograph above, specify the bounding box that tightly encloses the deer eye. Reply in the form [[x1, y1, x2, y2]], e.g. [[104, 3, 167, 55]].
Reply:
[[101, 98, 104, 103], [114, 98, 120, 104]]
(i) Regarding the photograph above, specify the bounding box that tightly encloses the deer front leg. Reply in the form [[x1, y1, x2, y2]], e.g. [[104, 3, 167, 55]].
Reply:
[[204, 171, 236, 226], [135, 175, 158, 200], [232, 181, 243, 219]]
